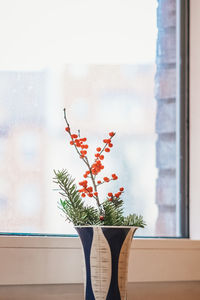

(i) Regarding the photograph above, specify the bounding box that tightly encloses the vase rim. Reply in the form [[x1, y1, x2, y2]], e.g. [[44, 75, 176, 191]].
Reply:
[[74, 225, 138, 229]]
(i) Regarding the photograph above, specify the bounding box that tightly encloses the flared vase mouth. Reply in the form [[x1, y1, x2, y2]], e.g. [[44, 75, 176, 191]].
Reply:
[[74, 225, 139, 229]]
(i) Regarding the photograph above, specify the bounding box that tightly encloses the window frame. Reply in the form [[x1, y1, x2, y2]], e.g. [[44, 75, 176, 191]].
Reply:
[[178, 0, 190, 237], [1, 0, 200, 286], [0, 0, 189, 239]]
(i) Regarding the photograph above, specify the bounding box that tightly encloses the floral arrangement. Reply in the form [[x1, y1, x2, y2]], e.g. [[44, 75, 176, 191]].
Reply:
[[53, 109, 145, 227]]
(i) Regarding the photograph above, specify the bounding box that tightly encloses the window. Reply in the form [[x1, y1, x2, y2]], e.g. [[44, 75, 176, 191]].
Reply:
[[0, 0, 189, 237]]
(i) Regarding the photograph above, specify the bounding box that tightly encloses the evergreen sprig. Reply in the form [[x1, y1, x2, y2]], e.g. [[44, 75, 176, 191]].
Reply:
[[123, 214, 146, 228], [53, 169, 146, 227], [53, 169, 100, 225], [101, 200, 124, 226], [53, 109, 146, 228]]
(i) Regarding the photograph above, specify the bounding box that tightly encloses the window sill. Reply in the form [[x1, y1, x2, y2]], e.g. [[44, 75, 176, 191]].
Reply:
[[0, 236, 200, 285]]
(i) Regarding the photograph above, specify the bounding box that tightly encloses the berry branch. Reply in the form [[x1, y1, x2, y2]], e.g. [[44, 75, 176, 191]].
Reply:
[[53, 109, 146, 227], [63, 108, 122, 215], [64, 109, 102, 208]]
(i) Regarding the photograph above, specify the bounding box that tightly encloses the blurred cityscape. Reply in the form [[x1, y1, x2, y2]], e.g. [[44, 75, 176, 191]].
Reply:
[[0, 64, 158, 235]]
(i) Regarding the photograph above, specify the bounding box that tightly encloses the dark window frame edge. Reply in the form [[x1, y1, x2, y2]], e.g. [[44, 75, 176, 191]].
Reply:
[[178, 0, 190, 238]]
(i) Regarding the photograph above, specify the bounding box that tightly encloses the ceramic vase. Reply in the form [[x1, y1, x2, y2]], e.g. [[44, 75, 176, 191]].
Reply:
[[75, 226, 137, 300]]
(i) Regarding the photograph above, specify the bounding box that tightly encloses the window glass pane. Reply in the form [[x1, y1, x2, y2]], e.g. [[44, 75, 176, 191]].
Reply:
[[0, 0, 181, 236]]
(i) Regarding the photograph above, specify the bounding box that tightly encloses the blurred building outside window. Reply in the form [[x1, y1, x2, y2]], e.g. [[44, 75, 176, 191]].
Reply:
[[0, 0, 181, 237]]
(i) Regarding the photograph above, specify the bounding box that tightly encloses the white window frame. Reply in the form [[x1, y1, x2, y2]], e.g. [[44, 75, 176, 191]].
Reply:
[[0, 0, 200, 285]]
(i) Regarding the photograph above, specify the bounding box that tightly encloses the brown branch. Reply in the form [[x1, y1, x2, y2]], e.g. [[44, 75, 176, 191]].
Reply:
[[63, 108, 101, 209], [85, 157, 101, 207], [93, 133, 116, 166]]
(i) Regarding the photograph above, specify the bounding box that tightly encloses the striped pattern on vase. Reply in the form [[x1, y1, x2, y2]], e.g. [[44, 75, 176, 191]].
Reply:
[[75, 226, 137, 300]]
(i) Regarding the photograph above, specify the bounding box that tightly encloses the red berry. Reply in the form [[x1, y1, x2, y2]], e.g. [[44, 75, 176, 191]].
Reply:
[[104, 177, 110, 182], [70, 141, 74, 145], [75, 140, 81, 147], [111, 174, 118, 180], [96, 147, 101, 152], [109, 132, 115, 137], [100, 215, 104, 221], [120, 187, 124, 192], [94, 192, 98, 197], [108, 143, 113, 148], [97, 180, 101, 184], [81, 193, 86, 197], [115, 192, 121, 198], [65, 127, 70, 132], [100, 155, 104, 160], [108, 192, 113, 197], [105, 148, 110, 152], [80, 180, 87, 187], [71, 134, 78, 139], [81, 150, 87, 156], [103, 139, 111, 143]]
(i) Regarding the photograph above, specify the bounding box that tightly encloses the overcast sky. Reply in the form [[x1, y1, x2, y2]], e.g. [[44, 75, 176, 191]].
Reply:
[[0, 0, 157, 69]]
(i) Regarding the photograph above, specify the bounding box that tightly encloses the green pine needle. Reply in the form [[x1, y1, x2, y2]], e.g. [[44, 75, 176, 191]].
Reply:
[[53, 169, 146, 227], [53, 169, 100, 225], [123, 214, 146, 228]]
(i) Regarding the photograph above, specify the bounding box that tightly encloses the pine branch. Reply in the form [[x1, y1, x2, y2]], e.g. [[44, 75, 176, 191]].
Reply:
[[53, 169, 146, 228], [53, 169, 100, 225], [101, 199, 124, 226], [123, 214, 146, 228]]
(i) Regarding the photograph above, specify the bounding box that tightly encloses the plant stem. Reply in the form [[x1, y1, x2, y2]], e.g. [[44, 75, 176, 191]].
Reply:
[[63, 108, 101, 209], [63, 108, 87, 164], [63, 108, 70, 127], [85, 157, 101, 208], [92, 134, 116, 166]]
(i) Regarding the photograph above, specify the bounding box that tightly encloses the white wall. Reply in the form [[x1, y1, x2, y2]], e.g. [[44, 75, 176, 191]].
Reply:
[[190, 0, 200, 239]]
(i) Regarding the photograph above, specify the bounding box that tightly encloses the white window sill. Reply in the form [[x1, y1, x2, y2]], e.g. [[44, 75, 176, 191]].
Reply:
[[0, 236, 200, 285]]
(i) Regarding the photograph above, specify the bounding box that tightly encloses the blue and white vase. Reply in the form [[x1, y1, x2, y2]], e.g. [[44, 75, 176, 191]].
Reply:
[[75, 226, 137, 300]]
